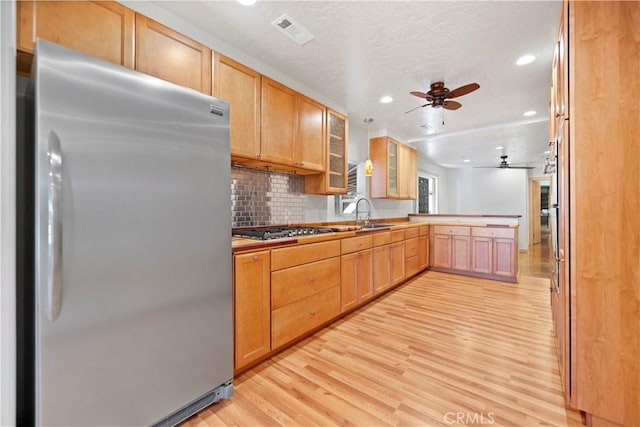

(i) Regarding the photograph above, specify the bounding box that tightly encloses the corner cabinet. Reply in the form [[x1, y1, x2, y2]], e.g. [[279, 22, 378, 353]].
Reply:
[[369, 136, 417, 200], [17, 1, 135, 73], [213, 53, 261, 160], [306, 109, 349, 194], [233, 250, 271, 371]]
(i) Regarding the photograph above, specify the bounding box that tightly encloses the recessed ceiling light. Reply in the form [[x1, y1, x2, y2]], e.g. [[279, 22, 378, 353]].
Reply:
[[544, 150, 551, 154], [523, 110, 537, 117], [380, 96, 393, 104], [463, 159, 471, 163], [237, 0, 258, 5], [495, 146, 503, 150], [516, 54, 536, 66]]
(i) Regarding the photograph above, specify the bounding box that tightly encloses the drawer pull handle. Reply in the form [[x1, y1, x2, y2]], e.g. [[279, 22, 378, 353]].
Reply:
[[309, 311, 316, 316], [310, 277, 317, 282]]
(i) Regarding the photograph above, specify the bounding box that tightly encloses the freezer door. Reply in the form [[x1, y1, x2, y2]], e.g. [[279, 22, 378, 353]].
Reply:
[[33, 41, 232, 425]]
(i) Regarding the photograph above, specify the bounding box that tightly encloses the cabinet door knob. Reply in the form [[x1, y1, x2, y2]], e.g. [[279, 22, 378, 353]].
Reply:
[[252, 256, 259, 261], [310, 277, 317, 282], [309, 311, 316, 316]]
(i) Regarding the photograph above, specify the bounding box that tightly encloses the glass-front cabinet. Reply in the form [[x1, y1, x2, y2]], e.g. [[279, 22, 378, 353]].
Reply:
[[305, 109, 348, 194]]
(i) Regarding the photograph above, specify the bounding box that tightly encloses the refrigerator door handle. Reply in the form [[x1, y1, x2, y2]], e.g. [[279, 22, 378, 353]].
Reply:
[[46, 130, 63, 322]]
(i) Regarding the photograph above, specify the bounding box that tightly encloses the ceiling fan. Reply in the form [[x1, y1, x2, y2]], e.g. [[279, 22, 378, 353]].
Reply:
[[405, 81, 480, 114], [475, 154, 535, 170]]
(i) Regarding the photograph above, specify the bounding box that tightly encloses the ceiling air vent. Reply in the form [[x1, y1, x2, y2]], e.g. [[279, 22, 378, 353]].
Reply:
[[271, 14, 314, 46]]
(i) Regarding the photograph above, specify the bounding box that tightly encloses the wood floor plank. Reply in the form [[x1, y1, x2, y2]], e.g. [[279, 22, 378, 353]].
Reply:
[[183, 250, 582, 426]]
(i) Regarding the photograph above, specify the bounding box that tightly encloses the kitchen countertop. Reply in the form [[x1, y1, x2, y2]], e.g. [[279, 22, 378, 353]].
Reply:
[[232, 218, 518, 252]]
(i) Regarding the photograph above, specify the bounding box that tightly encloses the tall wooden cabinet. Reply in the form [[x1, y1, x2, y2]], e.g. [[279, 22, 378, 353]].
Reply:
[[550, 2, 640, 426], [17, 1, 134, 72]]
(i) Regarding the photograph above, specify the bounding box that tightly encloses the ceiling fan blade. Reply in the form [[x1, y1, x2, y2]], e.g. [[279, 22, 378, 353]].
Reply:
[[447, 82, 480, 99], [404, 103, 430, 114], [507, 165, 536, 169], [443, 100, 462, 110], [410, 91, 434, 100]]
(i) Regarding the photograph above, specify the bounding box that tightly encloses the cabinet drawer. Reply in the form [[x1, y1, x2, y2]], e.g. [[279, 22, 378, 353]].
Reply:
[[271, 240, 340, 270], [271, 286, 340, 349], [404, 227, 419, 239], [405, 255, 419, 277], [271, 257, 340, 309], [472, 227, 515, 239], [405, 237, 419, 258], [419, 225, 429, 236], [373, 231, 391, 246], [391, 229, 405, 242], [341, 235, 373, 254], [433, 225, 471, 236]]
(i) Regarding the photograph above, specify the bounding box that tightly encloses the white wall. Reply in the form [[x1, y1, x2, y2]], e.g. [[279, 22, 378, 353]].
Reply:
[[0, 0, 17, 424], [445, 168, 529, 249]]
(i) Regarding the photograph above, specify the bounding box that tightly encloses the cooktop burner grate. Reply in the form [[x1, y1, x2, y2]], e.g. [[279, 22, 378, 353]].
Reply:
[[232, 226, 334, 240]]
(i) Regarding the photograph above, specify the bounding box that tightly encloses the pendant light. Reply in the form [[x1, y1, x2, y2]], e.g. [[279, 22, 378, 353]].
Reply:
[[364, 118, 374, 177]]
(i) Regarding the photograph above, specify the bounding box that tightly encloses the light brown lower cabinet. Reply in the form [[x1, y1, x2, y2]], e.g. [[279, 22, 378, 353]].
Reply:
[[340, 236, 374, 312], [431, 225, 518, 283], [390, 241, 405, 285], [270, 241, 341, 350], [418, 227, 430, 271], [233, 250, 271, 370], [404, 236, 420, 278], [372, 245, 391, 294]]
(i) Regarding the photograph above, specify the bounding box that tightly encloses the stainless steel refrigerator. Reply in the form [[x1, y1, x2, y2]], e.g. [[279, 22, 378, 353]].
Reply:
[[17, 40, 233, 426]]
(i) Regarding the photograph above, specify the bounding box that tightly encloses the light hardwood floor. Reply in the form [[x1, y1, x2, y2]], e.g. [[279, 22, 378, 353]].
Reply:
[[186, 245, 581, 426]]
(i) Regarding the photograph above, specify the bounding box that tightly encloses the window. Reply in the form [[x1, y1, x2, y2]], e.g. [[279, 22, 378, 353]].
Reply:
[[334, 162, 358, 216], [418, 175, 437, 213]]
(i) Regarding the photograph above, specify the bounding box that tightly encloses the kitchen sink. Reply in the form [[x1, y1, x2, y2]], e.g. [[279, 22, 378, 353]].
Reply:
[[362, 223, 392, 229]]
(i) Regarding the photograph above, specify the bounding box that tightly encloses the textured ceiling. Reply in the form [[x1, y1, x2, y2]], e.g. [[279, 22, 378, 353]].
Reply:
[[155, 0, 561, 168]]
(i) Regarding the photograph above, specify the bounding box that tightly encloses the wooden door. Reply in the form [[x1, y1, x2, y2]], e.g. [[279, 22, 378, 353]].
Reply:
[[451, 235, 471, 271], [261, 77, 297, 166], [340, 253, 358, 312], [389, 241, 405, 285], [213, 53, 261, 160], [431, 234, 452, 269], [373, 245, 391, 294], [234, 250, 271, 370], [530, 179, 542, 245], [136, 15, 212, 94], [17, 1, 134, 67], [296, 95, 326, 171], [356, 249, 374, 302], [471, 237, 493, 274]]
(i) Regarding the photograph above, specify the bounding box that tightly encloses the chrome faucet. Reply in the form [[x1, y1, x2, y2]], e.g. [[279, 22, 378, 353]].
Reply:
[[355, 197, 371, 226]]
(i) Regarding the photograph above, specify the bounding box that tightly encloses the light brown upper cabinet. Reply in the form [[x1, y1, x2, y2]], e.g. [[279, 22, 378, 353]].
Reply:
[[296, 95, 326, 172], [370, 136, 417, 199], [260, 77, 298, 167], [17, 1, 135, 72], [135, 15, 211, 95], [306, 109, 349, 194], [260, 76, 327, 173], [213, 53, 261, 160]]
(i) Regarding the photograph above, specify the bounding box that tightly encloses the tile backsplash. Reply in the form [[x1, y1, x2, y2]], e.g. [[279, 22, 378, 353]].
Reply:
[[231, 166, 305, 227]]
